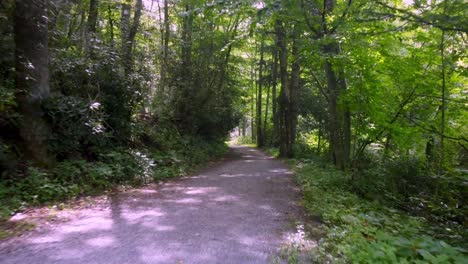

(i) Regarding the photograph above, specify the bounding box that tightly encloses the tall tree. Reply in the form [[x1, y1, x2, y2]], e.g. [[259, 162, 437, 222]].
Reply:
[[256, 36, 265, 147], [120, 0, 131, 61], [159, 0, 170, 95], [271, 46, 279, 146], [14, 0, 51, 166], [275, 18, 291, 157], [287, 32, 300, 157], [123, 0, 143, 72], [85, 0, 99, 53], [302, 0, 352, 168]]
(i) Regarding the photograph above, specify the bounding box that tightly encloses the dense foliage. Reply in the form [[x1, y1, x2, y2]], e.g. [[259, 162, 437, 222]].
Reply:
[[0, 0, 245, 218], [240, 0, 467, 262], [0, 0, 467, 261], [294, 158, 467, 263]]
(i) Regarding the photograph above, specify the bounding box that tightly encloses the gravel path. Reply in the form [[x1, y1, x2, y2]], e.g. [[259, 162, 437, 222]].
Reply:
[[0, 146, 303, 264]]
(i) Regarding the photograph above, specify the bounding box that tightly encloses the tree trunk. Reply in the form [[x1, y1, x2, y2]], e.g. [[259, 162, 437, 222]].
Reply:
[[181, 3, 193, 77], [123, 0, 143, 72], [275, 19, 290, 157], [263, 72, 270, 146], [107, 4, 115, 48], [241, 117, 246, 137], [287, 35, 300, 157], [319, 0, 351, 169], [120, 1, 131, 60], [256, 38, 264, 148], [160, 0, 170, 94], [85, 0, 99, 53], [271, 46, 279, 146], [14, 0, 52, 167], [250, 60, 256, 142], [324, 41, 350, 169], [176, 3, 194, 132]]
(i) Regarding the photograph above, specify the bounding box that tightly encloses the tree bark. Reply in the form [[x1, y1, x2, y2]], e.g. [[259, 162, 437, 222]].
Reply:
[[175, 2, 194, 132], [181, 3, 193, 77], [250, 59, 256, 142], [107, 4, 115, 48], [123, 0, 143, 72], [14, 0, 52, 167], [271, 46, 279, 146], [120, 1, 131, 60], [324, 41, 350, 169], [288, 34, 300, 157], [320, 0, 351, 169], [160, 0, 170, 94], [275, 19, 290, 157], [256, 37, 264, 148], [85, 0, 99, 53], [263, 71, 271, 146]]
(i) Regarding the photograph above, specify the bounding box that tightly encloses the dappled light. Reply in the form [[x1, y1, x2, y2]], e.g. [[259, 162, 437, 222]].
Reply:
[[59, 217, 113, 234], [283, 223, 318, 253], [85, 236, 115, 248], [1, 146, 302, 263], [269, 169, 293, 175], [184, 187, 219, 195], [168, 198, 202, 204], [1, 0, 466, 262]]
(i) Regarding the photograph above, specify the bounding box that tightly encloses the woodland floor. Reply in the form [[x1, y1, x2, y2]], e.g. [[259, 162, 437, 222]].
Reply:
[[0, 146, 315, 264]]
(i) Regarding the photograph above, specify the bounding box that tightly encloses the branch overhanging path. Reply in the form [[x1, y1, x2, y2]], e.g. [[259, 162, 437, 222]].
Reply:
[[0, 146, 308, 264]]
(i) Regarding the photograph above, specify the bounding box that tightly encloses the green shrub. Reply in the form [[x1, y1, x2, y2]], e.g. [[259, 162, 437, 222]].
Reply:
[[1, 117, 228, 220], [43, 95, 109, 159], [236, 136, 254, 145], [351, 155, 467, 230], [294, 160, 467, 263]]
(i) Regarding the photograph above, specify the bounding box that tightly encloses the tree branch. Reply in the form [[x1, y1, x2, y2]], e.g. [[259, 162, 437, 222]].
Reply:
[[329, 0, 352, 35]]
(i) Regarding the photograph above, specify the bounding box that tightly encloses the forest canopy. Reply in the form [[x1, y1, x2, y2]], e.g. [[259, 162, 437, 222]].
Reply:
[[0, 0, 467, 261]]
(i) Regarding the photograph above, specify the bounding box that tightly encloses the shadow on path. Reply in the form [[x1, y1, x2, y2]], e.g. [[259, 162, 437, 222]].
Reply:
[[0, 146, 305, 264]]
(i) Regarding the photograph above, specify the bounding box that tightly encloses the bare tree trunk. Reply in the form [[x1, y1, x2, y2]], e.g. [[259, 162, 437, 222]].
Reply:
[[123, 0, 143, 72], [271, 47, 279, 146], [324, 42, 350, 169], [324, 51, 343, 168], [250, 60, 256, 142], [256, 37, 264, 148], [107, 4, 115, 48], [288, 34, 300, 157], [78, 10, 86, 51], [339, 66, 351, 167], [14, 0, 52, 167], [175, 2, 194, 132], [263, 73, 270, 146], [321, 0, 350, 169], [85, 0, 99, 53], [275, 18, 290, 157], [242, 117, 246, 137], [120, 1, 131, 59], [181, 3, 193, 77], [160, 0, 170, 94]]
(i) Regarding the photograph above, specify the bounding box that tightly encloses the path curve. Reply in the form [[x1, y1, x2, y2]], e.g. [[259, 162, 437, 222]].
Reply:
[[0, 146, 302, 264]]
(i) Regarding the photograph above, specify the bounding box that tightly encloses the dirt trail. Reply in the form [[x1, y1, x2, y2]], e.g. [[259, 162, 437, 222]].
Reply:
[[0, 146, 306, 264]]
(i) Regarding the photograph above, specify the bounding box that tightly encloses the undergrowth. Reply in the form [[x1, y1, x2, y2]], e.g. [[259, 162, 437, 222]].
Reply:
[[292, 159, 467, 263], [0, 130, 227, 221]]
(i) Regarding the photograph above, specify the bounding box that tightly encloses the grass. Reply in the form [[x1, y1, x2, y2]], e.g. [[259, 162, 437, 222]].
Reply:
[[0, 220, 36, 240]]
